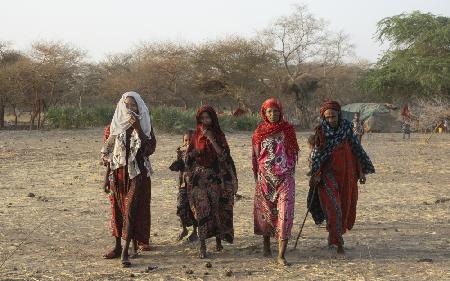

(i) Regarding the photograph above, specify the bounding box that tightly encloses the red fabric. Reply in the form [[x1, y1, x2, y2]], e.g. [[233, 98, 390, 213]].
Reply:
[[103, 125, 151, 244], [252, 98, 299, 158], [401, 103, 411, 119], [319, 140, 359, 246], [189, 105, 229, 167], [319, 100, 341, 117], [103, 125, 111, 143]]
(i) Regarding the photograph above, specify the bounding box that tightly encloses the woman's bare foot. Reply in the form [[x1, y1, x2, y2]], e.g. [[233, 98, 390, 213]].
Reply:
[[263, 236, 272, 257], [199, 240, 207, 259], [103, 247, 122, 259], [139, 244, 151, 251], [121, 253, 131, 268], [130, 240, 138, 259], [277, 256, 290, 266], [277, 239, 290, 266], [187, 231, 198, 242], [337, 244, 345, 256], [215, 237, 223, 252], [177, 228, 189, 241]]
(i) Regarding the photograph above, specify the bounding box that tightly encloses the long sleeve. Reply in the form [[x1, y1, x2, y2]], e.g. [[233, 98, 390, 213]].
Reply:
[[139, 129, 156, 157], [252, 144, 259, 179]]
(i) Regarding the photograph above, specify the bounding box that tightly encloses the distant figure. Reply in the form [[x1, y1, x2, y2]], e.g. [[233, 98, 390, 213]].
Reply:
[[444, 119, 449, 133], [352, 112, 365, 141], [402, 121, 411, 140], [232, 107, 246, 117], [169, 130, 198, 242]]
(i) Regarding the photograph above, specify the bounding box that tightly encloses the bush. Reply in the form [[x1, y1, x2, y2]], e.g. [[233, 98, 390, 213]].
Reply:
[[46, 106, 114, 129], [45, 106, 261, 132]]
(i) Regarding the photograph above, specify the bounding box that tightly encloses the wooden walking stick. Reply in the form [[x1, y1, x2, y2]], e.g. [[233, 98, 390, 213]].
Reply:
[[293, 183, 317, 250]]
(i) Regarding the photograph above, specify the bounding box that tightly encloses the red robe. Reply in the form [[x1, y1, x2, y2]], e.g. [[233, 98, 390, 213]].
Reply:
[[318, 139, 359, 246]]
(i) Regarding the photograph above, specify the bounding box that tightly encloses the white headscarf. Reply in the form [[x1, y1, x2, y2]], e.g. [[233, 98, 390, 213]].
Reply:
[[109, 91, 152, 138]]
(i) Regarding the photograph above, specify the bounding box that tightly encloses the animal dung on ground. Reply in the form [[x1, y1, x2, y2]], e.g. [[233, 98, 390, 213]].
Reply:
[[145, 265, 158, 273], [27, 193, 36, 198], [224, 269, 233, 277]]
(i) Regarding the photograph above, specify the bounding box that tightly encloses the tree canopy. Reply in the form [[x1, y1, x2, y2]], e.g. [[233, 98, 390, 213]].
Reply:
[[357, 11, 450, 100]]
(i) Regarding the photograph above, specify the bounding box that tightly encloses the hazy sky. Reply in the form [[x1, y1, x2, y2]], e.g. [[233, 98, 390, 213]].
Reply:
[[2, 0, 449, 62]]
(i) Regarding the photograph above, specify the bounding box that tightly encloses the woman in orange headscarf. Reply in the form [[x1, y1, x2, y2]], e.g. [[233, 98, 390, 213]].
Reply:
[[185, 105, 238, 259], [252, 98, 299, 266]]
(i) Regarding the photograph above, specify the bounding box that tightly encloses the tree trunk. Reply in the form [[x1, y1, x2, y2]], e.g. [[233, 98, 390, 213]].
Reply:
[[29, 112, 35, 130], [12, 104, 18, 128], [0, 101, 4, 128]]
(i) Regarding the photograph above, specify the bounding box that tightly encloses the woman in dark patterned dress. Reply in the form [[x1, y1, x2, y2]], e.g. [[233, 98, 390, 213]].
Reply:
[[185, 105, 238, 259]]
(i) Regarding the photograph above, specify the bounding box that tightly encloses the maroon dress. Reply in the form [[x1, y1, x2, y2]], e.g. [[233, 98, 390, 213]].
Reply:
[[103, 125, 156, 244]]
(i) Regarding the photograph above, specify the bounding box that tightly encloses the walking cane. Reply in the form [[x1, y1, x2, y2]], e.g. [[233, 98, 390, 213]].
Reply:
[[292, 183, 317, 250]]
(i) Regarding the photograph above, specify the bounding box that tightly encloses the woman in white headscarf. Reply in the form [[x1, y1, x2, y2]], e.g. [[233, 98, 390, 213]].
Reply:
[[101, 92, 156, 268]]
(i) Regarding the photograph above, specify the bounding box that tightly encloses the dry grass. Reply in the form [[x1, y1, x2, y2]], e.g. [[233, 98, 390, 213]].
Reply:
[[0, 129, 449, 280]]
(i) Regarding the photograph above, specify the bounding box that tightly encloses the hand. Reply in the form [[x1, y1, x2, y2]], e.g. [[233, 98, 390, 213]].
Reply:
[[201, 128, 215, 142], [359, 174, 366, 184], [129, 114, 141, 131], [309, 175, 321, 186], [101, 154, 109, 166]]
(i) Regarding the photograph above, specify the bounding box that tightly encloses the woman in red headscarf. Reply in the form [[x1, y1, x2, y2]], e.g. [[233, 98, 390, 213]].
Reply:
[[252, 98, 299, 266], [185, 105, 238, 259]]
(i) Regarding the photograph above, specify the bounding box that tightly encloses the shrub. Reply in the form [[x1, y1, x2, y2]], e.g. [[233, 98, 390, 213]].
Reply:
[[45, 106, 261, 132]]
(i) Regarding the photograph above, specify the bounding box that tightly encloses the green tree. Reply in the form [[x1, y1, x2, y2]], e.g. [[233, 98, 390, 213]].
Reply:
[[358, 11, 450, 100]]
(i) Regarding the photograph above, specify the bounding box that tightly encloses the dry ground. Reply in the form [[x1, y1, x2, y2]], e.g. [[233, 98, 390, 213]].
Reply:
[[0, 129, 449, 281]]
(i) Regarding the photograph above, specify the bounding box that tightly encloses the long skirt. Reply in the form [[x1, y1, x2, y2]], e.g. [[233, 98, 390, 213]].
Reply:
[[109, 167, 151, 244], [319, 141, 358, 246], [177, 187, 195, 227], [187, 165, 234, 243], [254, 175, 295, 240]]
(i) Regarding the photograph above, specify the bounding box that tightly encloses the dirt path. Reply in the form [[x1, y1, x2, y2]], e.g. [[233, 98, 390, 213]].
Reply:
[[0, 129, 449, 280]]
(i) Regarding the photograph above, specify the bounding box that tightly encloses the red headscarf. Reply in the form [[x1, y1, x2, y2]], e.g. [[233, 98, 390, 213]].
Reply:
[[189, 105, 229, 167], [252, 98, 299, 157], [319, 100, 341, 117]]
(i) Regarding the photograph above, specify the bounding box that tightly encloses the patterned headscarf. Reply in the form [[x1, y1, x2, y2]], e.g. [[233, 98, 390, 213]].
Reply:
[[319, 100, 341, 117], [310, 118, 375, 176]]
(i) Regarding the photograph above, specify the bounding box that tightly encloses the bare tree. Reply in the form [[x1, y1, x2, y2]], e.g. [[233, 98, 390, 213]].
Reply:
[[260, 4, 354, 127], [26, 41, 85, 129], [193, 36, 276, 110]]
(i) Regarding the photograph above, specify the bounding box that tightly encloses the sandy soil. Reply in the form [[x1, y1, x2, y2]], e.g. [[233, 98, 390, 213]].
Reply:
[[0, 129, 449, 281]]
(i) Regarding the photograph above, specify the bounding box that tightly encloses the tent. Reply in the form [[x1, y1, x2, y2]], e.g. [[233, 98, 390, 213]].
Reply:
[[341, 103, 402, 133]]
